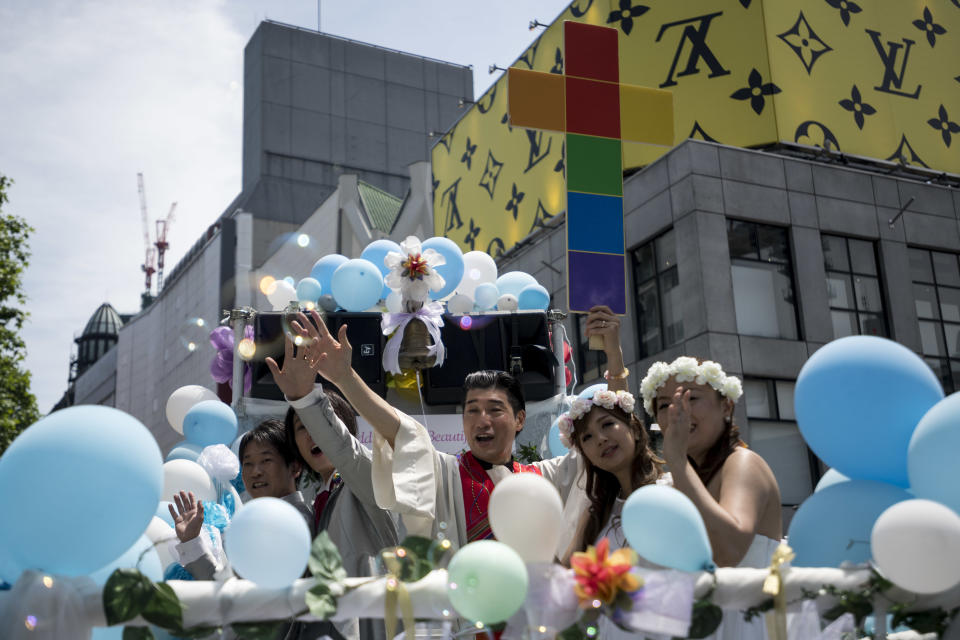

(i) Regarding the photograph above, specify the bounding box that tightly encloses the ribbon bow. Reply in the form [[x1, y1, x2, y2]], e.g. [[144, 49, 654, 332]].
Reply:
[[381, 550, 416, 640], [762, 542, 795, 640], [381, 302, 447, 374]]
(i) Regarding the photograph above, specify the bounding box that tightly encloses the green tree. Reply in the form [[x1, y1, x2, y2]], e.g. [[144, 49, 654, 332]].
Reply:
[[0, 173, 40, 454]]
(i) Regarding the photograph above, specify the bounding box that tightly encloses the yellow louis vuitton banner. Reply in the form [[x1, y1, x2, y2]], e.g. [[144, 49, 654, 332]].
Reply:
[[432, 0, 960, 256]]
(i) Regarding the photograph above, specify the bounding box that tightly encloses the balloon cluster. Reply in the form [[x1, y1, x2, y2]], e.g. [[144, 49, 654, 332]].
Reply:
[[789, 336, 960, 594], [443, 473, 715, 627], [262, 236, 552, 314], [156, 386, 311, 587], [0, 405, 165, 590]]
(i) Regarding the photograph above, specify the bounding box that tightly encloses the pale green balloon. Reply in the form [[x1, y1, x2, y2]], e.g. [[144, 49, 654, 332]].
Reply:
[[446, 540, 528, 623]]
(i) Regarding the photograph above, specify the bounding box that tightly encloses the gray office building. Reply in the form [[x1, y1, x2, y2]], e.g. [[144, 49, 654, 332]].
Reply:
[[497, 139, 960, 526]]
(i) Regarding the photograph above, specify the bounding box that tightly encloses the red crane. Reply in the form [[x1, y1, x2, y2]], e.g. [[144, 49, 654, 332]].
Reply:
[[155, 201, 177, 291], [137, 173, 177, 297]]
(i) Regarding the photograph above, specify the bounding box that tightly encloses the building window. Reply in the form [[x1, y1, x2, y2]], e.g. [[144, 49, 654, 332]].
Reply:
[[743, 378, 820, 526], [909, 248, 960, 393], [821, 235, 887, 338], [631, 229, 682, 358], [728, 220, 800, 340]]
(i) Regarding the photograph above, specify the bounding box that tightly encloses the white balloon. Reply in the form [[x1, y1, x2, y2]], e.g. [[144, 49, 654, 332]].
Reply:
[[489, 474, 564, 563], [162, 459, 217, 503], [446, 293, 474, 315], [385, 290, 403, 313], [268, 280, 297, 311], [497, 294, 519, 311], [166, 385, 219, 435], [225, 497, 311, 588], [457, 251, 498, 298], [872, 498, 960, 594], [144, 516, 178, 570]]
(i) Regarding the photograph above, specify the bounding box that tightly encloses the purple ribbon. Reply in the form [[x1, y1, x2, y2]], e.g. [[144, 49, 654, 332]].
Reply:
[[381, 302, 446, 375], [209, 325, 254, 393]]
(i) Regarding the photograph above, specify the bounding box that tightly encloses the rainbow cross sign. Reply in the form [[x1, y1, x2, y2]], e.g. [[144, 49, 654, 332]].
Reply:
[[508, 21, 673, 317]]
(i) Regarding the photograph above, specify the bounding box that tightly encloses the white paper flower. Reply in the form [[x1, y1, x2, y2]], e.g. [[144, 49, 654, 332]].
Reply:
[[593, 389, 617, 410], [616, 391, 636, 414], [696, 361, 724, 387], [640, 357, 743, 417], [640, 361, 669, 397], [722, 376, 743, 401], [672, 356, 699, 383], [384, 236, 446, 303], [569, 397, 594, 420], [557, 415, 574, 448]]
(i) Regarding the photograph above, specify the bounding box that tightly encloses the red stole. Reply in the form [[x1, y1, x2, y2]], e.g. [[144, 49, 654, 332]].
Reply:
[[457, 451, 541, 542]]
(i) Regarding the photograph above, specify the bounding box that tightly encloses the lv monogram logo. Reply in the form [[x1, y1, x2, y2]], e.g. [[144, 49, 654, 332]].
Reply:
[[866, 29, 922, 99], [657, 12, 730, 88]]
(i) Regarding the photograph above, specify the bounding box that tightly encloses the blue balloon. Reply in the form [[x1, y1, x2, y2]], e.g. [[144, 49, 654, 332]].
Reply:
[[309, 254, 348, 294], [165, 440, 203, 463], [474, 283, 500, 310], [225, 497, 311, 588], [422, 237, 465, 300], [788, 479, 911, 567], [814, 468, 850, 493], [795, 336, 943, 487], [623, 485, 714, 572], [909, 392, 960, 514], [183, 400, 238, 447], [361, 239, 402, 299], [156, 501, 176, 528], [517, 283, 550, 311], [89, 534, 163, 585], [331, 258, 385, 311], [295, 277, 323, 304], [496, 271, 538, 298], [0, 545, 18, 584], [547, 417, 569, 456], [0, 406, 162, 576]]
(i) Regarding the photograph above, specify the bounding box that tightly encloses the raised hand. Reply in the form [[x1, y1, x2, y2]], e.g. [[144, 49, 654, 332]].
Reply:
[[169, 490, 205, 543], [584, 305, 622, 349], [662, 386, 692, 466], [293, 310, 354, 386], [265, 317, 321, 401], [584, 305, 628, 390]]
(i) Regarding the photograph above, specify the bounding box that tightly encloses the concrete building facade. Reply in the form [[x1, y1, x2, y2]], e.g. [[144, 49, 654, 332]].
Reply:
[[496, 138, 960, 525], [64, 22, 471, 452]]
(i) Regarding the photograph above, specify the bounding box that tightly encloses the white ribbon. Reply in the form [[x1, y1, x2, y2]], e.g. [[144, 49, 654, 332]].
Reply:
[[381, 302, 446, 375]]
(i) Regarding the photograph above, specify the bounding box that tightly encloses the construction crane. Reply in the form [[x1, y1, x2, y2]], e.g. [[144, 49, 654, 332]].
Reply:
[[155, 201, 177, 291], [137, 173, 156, 297]]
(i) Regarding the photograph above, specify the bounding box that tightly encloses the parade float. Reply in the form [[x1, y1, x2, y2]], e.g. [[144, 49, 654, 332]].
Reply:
[[4, 16, 960, 640]]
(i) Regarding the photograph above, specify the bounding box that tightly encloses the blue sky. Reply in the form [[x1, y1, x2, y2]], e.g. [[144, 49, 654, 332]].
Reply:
[[0, 0, 572, 412]]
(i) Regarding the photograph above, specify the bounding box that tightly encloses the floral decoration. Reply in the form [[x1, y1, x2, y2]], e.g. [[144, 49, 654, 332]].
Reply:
[[384, 236, 445, 305], [557, 390, 637, 448], [640, 357, 743, 417], [571, 537, 642, 607]]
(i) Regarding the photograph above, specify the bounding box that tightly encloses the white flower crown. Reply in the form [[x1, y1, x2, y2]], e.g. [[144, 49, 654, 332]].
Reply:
[[639, 356, 743, 417], [556, 389, 636, 448]]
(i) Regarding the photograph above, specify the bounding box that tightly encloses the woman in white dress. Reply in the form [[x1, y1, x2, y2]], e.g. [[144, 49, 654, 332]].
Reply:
[[559, 306, 664, 556], [641, 357, 783, 639], [641, 358, 782, 568]]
